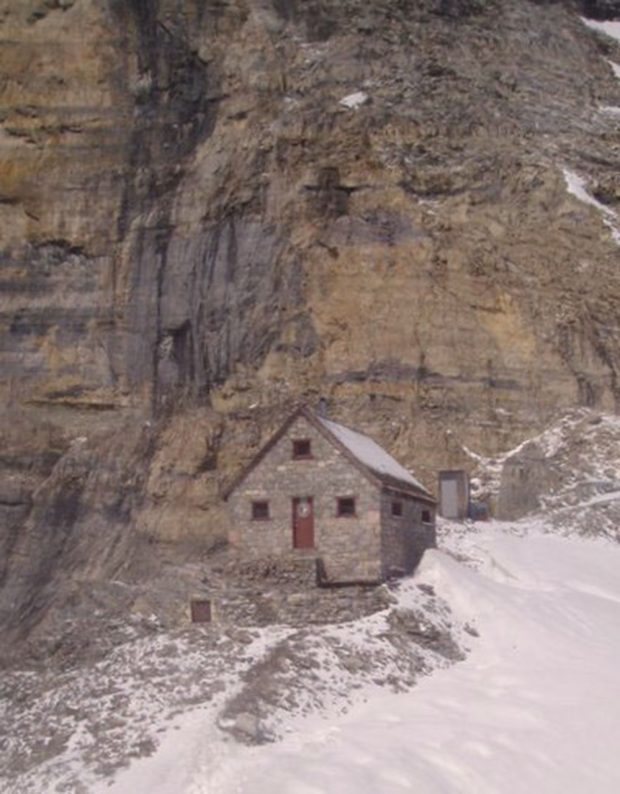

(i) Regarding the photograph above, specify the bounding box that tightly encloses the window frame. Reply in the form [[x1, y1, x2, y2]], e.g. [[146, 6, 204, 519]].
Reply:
[[337, 496, 356, 518], [421, 509, 433, 524], [391, 500, 403, 518], [251, 500, 271, 521], [292, 439, 312, 460]]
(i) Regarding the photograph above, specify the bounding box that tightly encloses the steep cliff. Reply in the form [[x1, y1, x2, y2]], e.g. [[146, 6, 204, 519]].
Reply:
[[1, 0, 620, 658]]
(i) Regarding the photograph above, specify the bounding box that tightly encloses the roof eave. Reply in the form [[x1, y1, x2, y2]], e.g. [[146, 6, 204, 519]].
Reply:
[[380, 481, 437, 504], [223, 405, 437, 505]]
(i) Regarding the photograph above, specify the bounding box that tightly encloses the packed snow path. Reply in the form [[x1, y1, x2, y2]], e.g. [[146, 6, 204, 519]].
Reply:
[[201, 526, 620, 794]]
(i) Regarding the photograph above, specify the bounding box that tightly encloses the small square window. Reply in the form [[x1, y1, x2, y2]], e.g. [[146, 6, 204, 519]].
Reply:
[[422, 510, 432, 523], [391, 501, 403, 517], [337, 497, 356, 517], [251, 501, 270, 520], [293, 439, 312, 459]]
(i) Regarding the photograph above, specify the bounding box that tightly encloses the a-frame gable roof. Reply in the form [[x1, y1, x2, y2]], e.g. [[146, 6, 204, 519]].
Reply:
[[223, 406, 435, 503], [314, 413, 433, 500], [222, 406, 308, 500]]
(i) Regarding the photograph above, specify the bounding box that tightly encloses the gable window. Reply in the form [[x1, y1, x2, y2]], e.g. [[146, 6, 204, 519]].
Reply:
[[337, 497, 356, 517], [251, 501, 270, 521], [422, 509, 432, 523], [391, 501, 403, 517], [292, 439, 312, 459]]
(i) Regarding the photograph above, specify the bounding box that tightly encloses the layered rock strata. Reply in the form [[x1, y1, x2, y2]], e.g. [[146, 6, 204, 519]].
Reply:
[[2, 0, 620, 653]]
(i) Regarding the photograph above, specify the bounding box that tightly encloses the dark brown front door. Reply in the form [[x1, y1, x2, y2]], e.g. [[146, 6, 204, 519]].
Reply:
[[292, 497, 314, 549]]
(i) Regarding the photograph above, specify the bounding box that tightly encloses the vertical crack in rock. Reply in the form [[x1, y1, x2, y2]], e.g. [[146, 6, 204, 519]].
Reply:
[[110, 0, 222, 407]]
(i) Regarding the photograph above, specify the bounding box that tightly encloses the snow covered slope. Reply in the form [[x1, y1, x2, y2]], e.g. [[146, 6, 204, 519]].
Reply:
[[5, 404, 620, 794], [203, 523, 620, 794], [28, 520, 613, 794]]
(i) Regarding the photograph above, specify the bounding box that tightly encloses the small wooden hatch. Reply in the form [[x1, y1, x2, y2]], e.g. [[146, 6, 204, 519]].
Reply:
[[190, 599, 212, 624]]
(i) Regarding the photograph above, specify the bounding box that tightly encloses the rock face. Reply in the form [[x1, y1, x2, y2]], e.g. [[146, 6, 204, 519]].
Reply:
[[2, 0, 620, 654], [583, 1, 620, 18]]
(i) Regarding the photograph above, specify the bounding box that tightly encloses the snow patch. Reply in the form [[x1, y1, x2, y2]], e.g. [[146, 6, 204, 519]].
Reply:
[[339, 91, 369, 110], [562, 167, 620, 245], [559, 488, 620, 510], [582, 17, 620, 45], [563, 168, 613, 216], [607, 60, 620, 80]]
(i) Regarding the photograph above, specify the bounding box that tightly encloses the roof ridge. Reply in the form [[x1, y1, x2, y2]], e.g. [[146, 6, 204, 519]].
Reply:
[[224, 405, 434, 503]]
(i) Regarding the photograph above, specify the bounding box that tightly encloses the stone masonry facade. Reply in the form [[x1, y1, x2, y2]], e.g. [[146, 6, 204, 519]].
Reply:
[[229, 414, 381, 582], [380, 491, 436, 578], [227, 413, 436, 584]]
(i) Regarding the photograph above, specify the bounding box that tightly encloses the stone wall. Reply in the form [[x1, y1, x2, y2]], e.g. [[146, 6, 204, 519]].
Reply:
[[228, 415, 382, 582], [214, 580, 392, 628], [496, 442, 554, 520], [200, 553, 394, 628], [380, 491, 436, 578]]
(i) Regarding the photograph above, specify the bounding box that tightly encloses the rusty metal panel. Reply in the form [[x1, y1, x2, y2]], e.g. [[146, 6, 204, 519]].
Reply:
[[190, 599, 212, 623]]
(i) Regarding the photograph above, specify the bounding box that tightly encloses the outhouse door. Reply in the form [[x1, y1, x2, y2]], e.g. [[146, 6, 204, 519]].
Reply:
[[440, 479, 460, 519], [292, 497, 315, 549]]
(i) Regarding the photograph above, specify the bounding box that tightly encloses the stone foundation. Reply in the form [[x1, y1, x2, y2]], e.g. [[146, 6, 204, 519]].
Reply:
[[199, 553, 395, 627]]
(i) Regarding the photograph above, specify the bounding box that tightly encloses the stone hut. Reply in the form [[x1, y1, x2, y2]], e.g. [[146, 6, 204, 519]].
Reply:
[[224, 407, 436, 585]]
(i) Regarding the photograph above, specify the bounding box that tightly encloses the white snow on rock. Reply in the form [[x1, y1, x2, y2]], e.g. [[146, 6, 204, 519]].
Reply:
[[607, 59, 620, 79], [460, 445, 504, 501], [575, 20, 620, 246], [582, 17, 620, 45], [460, 413, 575, 504], [318, 415, 429, 493], [562, 167, 620, 245], [563, 168, 613, 216], [460, 409, 620, 540], [558, 488, 620, 510], [339, 91, 369, 109]]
